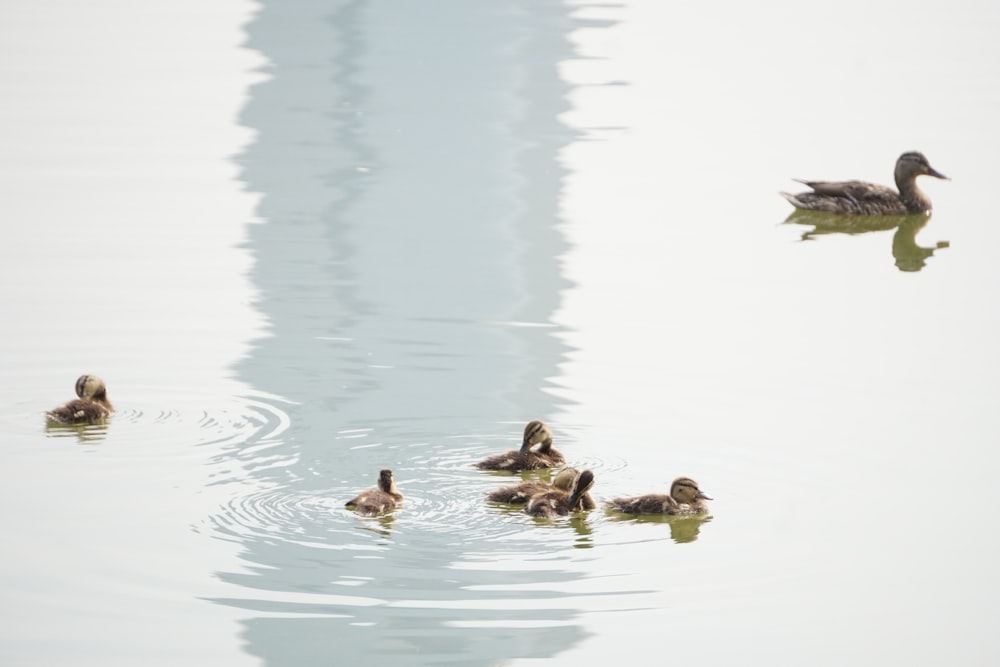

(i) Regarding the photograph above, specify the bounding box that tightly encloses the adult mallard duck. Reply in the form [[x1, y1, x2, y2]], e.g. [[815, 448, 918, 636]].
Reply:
[[487, 467, 596, 508], [525, 469, 596, 518], [46, 374, 114, 424], [781, 151, 948, 215], [606, 476, 711, 515], [475, 420, 565, 471], [346, 469, 404, 516]]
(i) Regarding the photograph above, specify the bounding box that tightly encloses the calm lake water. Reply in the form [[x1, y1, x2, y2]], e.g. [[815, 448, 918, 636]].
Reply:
[[3, 0, 1000, 665]]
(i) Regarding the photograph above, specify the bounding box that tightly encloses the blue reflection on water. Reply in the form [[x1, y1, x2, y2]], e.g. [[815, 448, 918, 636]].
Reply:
[[216, 0, 613, 663]]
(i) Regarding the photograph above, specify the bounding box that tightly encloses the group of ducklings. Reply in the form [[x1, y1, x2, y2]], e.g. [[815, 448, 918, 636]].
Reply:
[[347, 420, 712, 519], [47, 378, 709, 519]]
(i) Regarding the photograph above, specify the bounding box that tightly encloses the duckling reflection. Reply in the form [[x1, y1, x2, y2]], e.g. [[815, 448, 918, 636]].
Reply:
[[44, 420, 111, 443], [475, 420, 565, 471], [487, 467, 596, 509], [667, 516, 711, 544], [605, 508, 712, 542], [781, 151, 948, 215], [345, 469, 403, 516], [46, 375, 114, 424], [525, 469, 595, 518], [605, 477, 711, 516]]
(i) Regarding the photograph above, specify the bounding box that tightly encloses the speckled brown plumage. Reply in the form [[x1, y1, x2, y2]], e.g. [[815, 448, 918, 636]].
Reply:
[[606, 477, 711, 516], [475, 420, 564, 471], [781, 152, 948, 215], [487, 467, 595, 507], [525, 469, 596, 518], [346, 469, 404, 516], [46, 375, 114, 424]]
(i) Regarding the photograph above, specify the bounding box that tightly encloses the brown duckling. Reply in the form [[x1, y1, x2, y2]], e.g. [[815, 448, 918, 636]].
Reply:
[[46, 374, 114, 424], [487, 467, 596, 508], [475, 420, 565, 471], [781, 151, 948, 215], [606, 476, 711, 515], [346, 469, 404, 516], [525, 469, 596, 518]]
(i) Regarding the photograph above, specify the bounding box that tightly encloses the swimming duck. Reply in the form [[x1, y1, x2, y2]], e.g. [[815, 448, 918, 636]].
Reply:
[[525, 469, 596, 518], [46, 374, 114, 424], [345, 469, 404, 516], [475, 420, 565, 471], [781, 152, 948, 215], [605, 476, 711, 515], [487, 467, 596, 508]]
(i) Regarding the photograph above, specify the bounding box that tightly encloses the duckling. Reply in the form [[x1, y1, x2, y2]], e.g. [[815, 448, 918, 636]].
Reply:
[[46, 374, 114, 424], [781, 151, 948, 215], [525, 469, 596, 518], [606, 476, 711, 515], [346, 469, 404, 516], [475, 420, 565, 471], [487, 467, 596, 508]]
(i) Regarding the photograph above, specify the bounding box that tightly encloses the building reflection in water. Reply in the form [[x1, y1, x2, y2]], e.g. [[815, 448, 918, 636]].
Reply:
[[215, 1, 616, 664]]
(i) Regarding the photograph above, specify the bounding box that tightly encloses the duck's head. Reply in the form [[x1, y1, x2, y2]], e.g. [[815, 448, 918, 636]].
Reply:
[[670, 477, 711, 503], [519, 420, 553, 454], [552, 467, 580, 491], [570, 469, 596, 499], [377, 469, 396, 493], [896, 152, 948, 184], [75, 375, 109, 401]]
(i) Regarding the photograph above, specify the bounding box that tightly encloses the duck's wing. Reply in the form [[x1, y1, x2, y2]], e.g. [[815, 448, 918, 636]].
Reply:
[[784, 179, 907, 214], [537, 447, 565, 465], [476, 449, 523, 471], [46, 399, 110, 424], [794, 179, 897, 200], [606, 493, 672, 514], [487, 481, 547, 504], [347, 490, 396, 515]]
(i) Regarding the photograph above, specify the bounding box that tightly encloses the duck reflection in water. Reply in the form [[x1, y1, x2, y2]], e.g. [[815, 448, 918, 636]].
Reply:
[[346, 469, 403, 517], [783, 210, 949, 272]]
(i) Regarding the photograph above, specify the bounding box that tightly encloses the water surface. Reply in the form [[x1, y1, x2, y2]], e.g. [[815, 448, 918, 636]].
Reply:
[[2, 0, 999, 665]]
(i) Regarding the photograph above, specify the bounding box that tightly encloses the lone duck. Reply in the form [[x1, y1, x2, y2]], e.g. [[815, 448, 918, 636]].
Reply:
[[525, 469, 596, 518], [346, 469, 404, 516], [487, 467, 596, 509], [475, 420, 565, 471], [46, 374, 114, 424], [781, 151, 948, 215], [606, 476, 711, 515]]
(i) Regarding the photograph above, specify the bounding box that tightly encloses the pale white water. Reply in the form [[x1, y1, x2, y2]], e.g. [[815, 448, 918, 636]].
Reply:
[[1, 0, 999, 665]]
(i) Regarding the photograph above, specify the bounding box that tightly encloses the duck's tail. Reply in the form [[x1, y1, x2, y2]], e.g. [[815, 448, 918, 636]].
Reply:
[[779, 191, 808, 209]]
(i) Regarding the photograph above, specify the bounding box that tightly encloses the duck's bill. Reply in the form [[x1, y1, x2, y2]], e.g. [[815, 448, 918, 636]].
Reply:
[[928, 166, 949, 180], [697, 492, 713, 500]]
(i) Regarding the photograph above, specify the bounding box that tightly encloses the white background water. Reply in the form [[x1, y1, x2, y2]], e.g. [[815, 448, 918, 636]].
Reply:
[[2, 1, 999, 665]]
